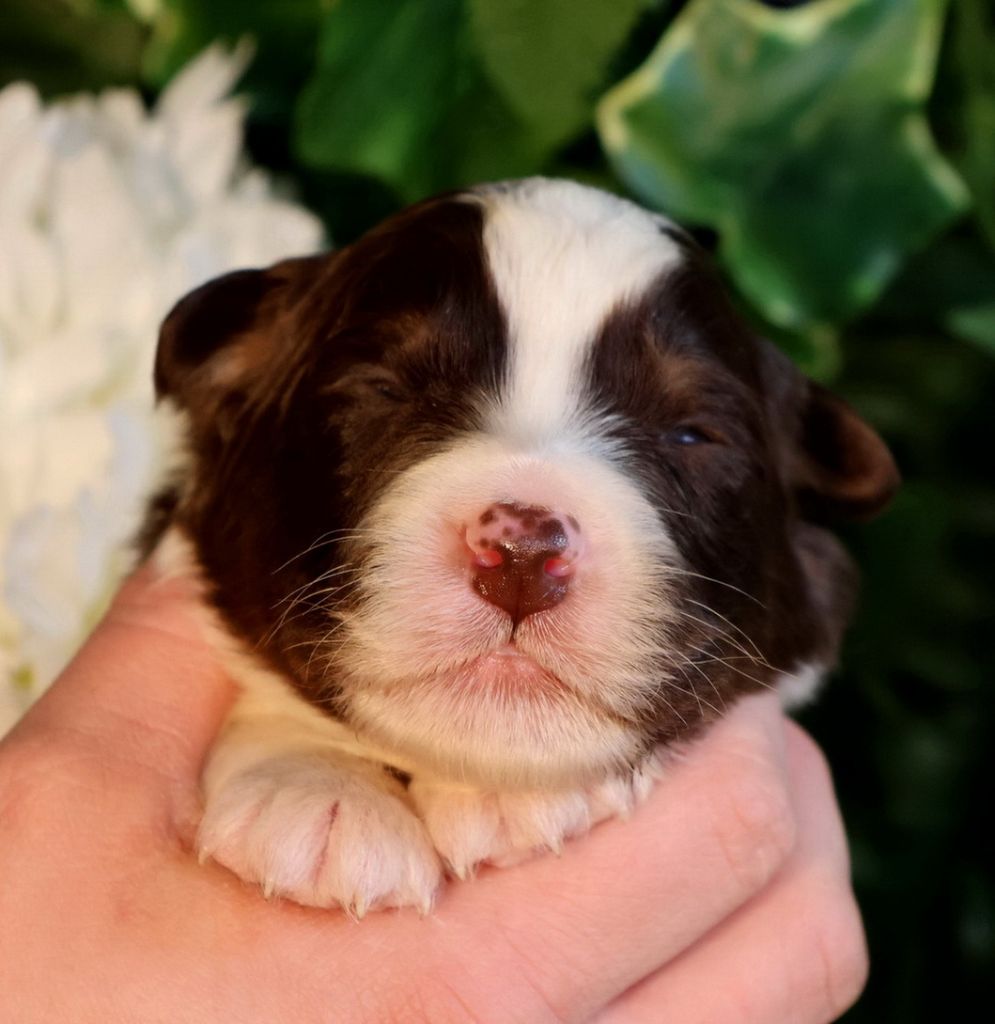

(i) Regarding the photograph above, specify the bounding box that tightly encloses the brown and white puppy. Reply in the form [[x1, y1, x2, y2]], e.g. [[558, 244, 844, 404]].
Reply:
[[143, 178, 898, 915]]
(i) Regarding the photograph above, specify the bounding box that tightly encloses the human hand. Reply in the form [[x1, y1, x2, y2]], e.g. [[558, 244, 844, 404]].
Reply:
[[0, 565, 867, 1022]]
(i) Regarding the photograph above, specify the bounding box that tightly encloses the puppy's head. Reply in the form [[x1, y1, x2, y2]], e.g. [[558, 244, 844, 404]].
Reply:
[[152, 178, 898, 787]]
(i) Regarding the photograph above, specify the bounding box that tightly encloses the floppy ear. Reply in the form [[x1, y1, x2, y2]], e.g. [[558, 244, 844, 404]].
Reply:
[[761, 341, 900, 521], [154, 256, 321, 431]]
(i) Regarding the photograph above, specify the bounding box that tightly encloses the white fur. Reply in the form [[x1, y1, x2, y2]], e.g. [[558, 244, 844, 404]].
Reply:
[[777, 661, 826, 710], [199, 744, 442, 916], [157, 529, 661, 912], [410, 755, 663, 879], [477, 178, 682, 446], [338, 436, 680, 788], [151, 397, 195, 486]]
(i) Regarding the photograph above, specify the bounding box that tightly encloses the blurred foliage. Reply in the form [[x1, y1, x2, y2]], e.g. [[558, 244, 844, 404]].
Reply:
[[294, 0, 646, 201], [141, 0, 326, 123], [597, 0, 969, 332], [0, 0, 146, 95], [2, 0, 992, 1018]]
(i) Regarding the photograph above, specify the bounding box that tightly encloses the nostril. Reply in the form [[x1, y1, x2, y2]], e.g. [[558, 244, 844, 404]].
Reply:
[[473, 547, 503, 569], [543, 556, 574, 579]]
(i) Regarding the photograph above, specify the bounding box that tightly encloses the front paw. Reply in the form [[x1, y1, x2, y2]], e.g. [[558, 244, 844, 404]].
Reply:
[[411, 769, 659, 879], [198, 753, 442, 915]]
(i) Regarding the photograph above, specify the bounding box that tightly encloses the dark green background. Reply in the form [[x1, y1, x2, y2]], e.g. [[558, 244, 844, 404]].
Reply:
[[2, 1, 991, 1017]]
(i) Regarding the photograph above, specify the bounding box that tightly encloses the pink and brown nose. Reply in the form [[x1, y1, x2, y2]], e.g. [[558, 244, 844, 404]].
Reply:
[[465, 502, 584, 624]]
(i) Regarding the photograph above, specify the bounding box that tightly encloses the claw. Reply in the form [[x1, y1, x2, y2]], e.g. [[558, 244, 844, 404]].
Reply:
[[449, 858, 477, 882]]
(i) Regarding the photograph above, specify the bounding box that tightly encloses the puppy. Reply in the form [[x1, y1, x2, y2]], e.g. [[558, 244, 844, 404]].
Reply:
[[143, 178, 898, 915]]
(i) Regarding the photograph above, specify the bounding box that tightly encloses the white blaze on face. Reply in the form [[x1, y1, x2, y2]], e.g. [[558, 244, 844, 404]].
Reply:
[[477, 178, 683, 446]]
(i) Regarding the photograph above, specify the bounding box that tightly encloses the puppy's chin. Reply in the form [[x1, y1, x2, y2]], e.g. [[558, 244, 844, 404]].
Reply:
[[344, 659, 644, 789]]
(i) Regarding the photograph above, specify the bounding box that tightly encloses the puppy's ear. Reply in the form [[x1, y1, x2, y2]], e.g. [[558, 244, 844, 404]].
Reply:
[[154, 256, 320, 422], [762, 341, 900, 521]]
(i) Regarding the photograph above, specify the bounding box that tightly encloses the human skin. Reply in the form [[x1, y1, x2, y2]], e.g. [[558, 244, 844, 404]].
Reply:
[[0, 565, 868, 1022]]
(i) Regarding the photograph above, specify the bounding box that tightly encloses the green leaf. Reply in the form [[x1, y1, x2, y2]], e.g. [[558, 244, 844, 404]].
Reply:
[[765, 323, 841, 383], [947, 303, 995, 354], [141, 0, 325, 121], [946, 0, 995, 251], [294, 0, 552, 202], [467, 0, 646, 151], [597, 0, 970, 331], [295, 0, 464, 199]]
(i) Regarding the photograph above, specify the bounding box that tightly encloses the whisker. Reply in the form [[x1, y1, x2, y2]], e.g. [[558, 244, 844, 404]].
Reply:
[[273, 564, 363, 609], [653, 683, 689, 728], [673, 609, 763, 665], [668, 674, 722, 717], [666, 661, 704, 717], [264, 585, 357, 638], [685, 598, 766, 660], [670, 655, 727, 713], [269, 528, 376, 575], [261, 566, 362, 646], [685, 643, 778, 692], [665, 566, 766, 608], [281, 619, 346, 657]]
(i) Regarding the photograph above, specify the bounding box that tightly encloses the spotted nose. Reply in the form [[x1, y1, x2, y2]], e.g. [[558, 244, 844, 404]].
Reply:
[[465, 502, 584, 624]]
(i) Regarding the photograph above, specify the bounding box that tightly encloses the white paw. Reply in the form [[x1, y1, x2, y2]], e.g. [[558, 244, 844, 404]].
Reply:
[[410, 763, 661, 879], [198, 753, 443, 915]]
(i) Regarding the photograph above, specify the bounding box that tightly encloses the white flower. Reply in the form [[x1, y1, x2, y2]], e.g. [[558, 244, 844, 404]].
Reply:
[[0, 45, 325, 732]]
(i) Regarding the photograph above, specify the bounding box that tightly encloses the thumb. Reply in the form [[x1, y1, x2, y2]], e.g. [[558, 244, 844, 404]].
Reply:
[[9, 562, 234, 787]]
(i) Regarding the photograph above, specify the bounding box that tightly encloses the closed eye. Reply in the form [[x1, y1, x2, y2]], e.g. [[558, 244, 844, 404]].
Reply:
[[322, 370, 409, 403], [370, 379, 407, 402]]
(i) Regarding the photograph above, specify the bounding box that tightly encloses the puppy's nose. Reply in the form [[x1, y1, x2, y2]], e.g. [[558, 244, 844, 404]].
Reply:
[[465, 502, 583, 624]]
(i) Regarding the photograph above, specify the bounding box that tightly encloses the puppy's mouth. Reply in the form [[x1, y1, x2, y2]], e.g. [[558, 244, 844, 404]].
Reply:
[[370, 642, 572, 704], [411, 645, 637, 729], [339, 617, 649, 786], [453, 644, 568, 699]]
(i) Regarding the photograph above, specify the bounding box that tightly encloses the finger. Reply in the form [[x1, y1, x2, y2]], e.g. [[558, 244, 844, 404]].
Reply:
[[595, 723, 868, 1024], [373, 693, 800, 1020], [7, 561, 234, 788]]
